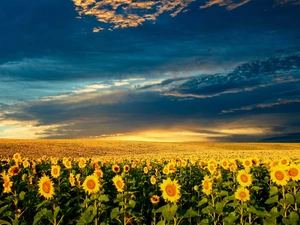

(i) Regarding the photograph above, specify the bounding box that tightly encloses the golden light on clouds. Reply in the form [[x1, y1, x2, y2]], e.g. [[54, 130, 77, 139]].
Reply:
[[72, 0, 195, 32], [97, 129, 227, 142]]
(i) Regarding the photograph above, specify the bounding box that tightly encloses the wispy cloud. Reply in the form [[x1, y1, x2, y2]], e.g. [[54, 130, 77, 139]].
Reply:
[[200, 0, 250, 10]]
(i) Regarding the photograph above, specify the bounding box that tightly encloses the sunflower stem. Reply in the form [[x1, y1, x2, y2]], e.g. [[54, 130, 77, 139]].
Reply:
[[294, 186, 297, 211], [282, 186, 287, 218], [240, 207, 244, 225]]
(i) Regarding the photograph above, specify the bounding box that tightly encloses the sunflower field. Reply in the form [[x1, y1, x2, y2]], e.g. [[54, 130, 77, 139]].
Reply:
[[0, 153, 300, 225]]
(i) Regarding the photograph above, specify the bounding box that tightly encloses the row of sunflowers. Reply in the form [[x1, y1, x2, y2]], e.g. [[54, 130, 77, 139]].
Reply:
[[0, 153, 300, 225]]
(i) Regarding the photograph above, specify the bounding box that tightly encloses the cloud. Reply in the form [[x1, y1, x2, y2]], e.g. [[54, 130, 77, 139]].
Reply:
[[164, 55, 300, 99], [275, 0, 300, 5], [72, 0, 195, 31], [200, 0, 250, 10], [222, 99, 300, 113]]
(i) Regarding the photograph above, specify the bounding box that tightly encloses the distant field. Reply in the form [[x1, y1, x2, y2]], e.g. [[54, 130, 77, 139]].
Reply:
[[0, 139, 299, 159]]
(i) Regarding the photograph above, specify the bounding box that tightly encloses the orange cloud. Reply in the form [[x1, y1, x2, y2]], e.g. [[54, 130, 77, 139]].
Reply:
[[72, 0, 195, 31]]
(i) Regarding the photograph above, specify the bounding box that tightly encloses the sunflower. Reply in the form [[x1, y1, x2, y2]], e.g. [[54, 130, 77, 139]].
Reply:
[[236, 170, 252, 187], [143, 167, 149, 174], [181, 160, 187, 167], [235, 187, 250, 202], [202, 175, 213, 195], [251, 157, 260, 166], [287, 164, 300, 181], [69, 173, 75, 187], [167, 162, 176, 173], [51, 157, 58, 165], [123, 165, 130, 173], [279, 158, 290, 167], [270, 166, 289, 186], [220, 159, 229, 170], [112, 175, 125, 192], [208, 163, 216, 174], [78, 157, 87, 169], [92, 162, 100, 170], [38, 175, 55, 199], [243, 158, 253, 168], [2, 172, 13, 194], [82, 175, 101, 195], [8, 165, 20, 176], [150, 195, 160, 204], [75, 174, 81, 187], [63, 160, 72, 169], [50, 165, 60, 179], [22, 159, 30, 168], [162, 166, 169, 175], [94, 169, 104, 178], [150, 176, 156, 185], [112, 164, 120, 173], [160, 178, 181, 203], [13, 153, 22, 163]]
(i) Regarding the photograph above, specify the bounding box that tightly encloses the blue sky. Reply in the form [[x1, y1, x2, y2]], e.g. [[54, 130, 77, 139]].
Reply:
[[0, 0, 299, 141]]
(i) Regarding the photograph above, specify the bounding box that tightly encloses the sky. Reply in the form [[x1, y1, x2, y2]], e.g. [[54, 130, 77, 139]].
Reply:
[[0, 0, 300, 142]]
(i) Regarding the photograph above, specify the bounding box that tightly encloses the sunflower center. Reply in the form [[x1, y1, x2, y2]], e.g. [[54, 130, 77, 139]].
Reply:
[[210, 165, 214, 170], [116, 180, 123, 188], [4, 180, 10, 188], [240, 174, 248, 183], [245, 161, 250, 166], [288, 168, 298, 177], [87, 179, 96, 189], [275, 171, 284, 180], [223, 162, 227, 166], [239, 191, 247, 199], [166, 184, 176, 196], [282, 159, 287, 164], [42, 182, 51, 194], [53, 168, 58, 174]]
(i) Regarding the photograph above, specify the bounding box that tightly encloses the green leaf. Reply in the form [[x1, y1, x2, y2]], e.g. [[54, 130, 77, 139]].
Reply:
[[110, 207, 120, 220], [287, 181, 298, 186], [269, 186, 278, 197], [219, 190, 229, 196], [265, 196, 278, 204], [200, 219, 209, 225], [128, 200, 136, 208], [269, 207, 281, 218], [224, 212, 238, 224], [197, 198, 208, 207], [296, 192, 300, 204], [156, 221, 165, 225], [181, 208, 200, 218], [12, 219, 19, 225], [0, 205, 9, 215], [290, 212, 300, 225], [33, 211, 45, 225], [227, 201, 239, 207], [280, 193, 295, 204], [0, 220, 11, 225], [162, 204, 177, 221], [263, 217, 277, 225], [19, 191, 26, 201], [53, 206, 60, 221], [36, 200, 48, 210], [98, 195, 109, 202], [248, 206, 258, 214], [156, 205, 169, 213], [282, 218, 290, 225], [252, 186, 263, 191], [215, 202, 223, 214], [201, 205, 215, 214]]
